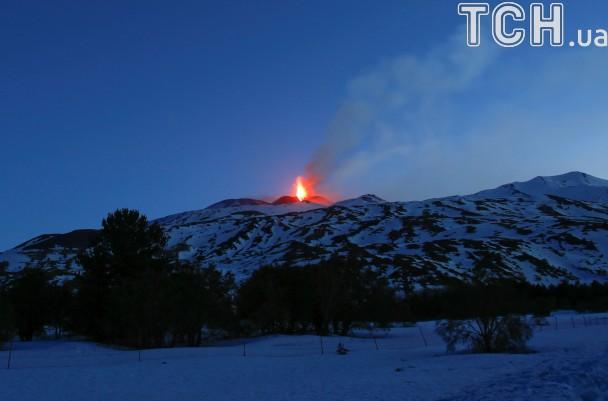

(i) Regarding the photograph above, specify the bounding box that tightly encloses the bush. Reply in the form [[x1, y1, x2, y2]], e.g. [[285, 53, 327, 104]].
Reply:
[[436, 315, 532, 353]]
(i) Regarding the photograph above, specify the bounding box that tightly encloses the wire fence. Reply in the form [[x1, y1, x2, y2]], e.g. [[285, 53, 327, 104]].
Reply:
[[0, 313, 606, 370], [530, 314, 608, 331]]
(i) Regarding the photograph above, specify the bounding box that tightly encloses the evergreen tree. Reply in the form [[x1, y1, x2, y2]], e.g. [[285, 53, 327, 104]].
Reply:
[[76, 209, 172, 347], [167, 263, 236, 345], [8, 267, 53, 341], [237, 258, 398, 336], [0, 263, 12, 347]]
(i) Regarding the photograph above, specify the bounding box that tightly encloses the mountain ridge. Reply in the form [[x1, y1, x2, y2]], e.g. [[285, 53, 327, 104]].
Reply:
[[2, 171, 608, 287]]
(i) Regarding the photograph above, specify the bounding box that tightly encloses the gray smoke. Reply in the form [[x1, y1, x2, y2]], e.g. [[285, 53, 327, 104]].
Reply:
[[307, 30, 608, 200], [306, 31, 498, 191]]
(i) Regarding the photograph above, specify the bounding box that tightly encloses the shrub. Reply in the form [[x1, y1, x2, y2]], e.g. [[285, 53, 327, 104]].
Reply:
[[436, 315, 532, 353]]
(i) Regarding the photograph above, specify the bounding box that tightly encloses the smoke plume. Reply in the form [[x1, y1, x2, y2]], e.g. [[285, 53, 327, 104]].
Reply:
[[306, 29, 608, 200], [306, 31, 497, 193]]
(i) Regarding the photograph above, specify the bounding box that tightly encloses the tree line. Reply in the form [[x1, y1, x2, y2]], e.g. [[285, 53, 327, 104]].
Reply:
[[1, 208, 607, 349]]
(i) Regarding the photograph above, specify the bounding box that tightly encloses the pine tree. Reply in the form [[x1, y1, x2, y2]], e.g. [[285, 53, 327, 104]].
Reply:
[[8, 267, 53, 341], [76, 209, 171, 347]]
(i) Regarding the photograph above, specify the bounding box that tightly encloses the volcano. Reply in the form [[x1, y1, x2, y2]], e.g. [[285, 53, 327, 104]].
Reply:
[[207, 195, 332, 208], [207, 198, 271, 209], [304, 195, 332, 205], [272, 195, 331, 206], [2, 171, 608, 287], [272, 196, 300, 205]]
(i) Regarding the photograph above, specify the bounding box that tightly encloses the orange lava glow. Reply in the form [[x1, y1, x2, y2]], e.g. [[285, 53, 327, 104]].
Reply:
[[292, 175, 334, 205], [295, 176, 308, 201]]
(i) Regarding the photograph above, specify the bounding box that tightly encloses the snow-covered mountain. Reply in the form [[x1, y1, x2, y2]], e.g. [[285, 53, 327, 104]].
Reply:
[[2, 172, 608, 286], [471, 172, 608, 203]]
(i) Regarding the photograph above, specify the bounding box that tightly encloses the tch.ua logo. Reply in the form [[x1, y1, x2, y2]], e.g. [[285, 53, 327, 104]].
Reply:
[[458, 2, 564, 47], [459, 2, 608, 48]]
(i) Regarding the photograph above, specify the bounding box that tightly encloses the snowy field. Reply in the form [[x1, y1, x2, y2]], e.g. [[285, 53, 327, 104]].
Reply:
[[0, 313, 606, 401]]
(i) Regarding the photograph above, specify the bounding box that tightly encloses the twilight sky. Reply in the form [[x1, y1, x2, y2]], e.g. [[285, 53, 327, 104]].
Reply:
[[2, 0, 608, 250]]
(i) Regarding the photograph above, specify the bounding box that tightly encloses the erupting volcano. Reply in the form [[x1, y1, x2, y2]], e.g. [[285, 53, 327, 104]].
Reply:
[[209, 176, 332, 208], [295, 176, 309, 201], [288, 176, 331, 205]]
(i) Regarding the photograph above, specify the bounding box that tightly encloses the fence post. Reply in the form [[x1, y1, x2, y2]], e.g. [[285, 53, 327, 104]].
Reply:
[[373, 336, 379, 351], [418, 325, 428, 347], [6, 341, 13, 370], [243, 342, 246, 357], [319, 336, 324, 355]]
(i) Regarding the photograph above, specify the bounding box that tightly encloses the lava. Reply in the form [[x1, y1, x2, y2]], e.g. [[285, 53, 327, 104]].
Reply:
[[291, 176, 332, 205], [295, 176, 308, 201]]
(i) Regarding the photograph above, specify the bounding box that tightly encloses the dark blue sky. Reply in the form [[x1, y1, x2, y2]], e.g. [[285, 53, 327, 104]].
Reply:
[[2, 0, 608, 250]]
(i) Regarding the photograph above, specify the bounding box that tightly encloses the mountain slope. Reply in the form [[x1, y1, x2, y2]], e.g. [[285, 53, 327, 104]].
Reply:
[[2, 172, 608, 286], [472, 171, 608, 202]]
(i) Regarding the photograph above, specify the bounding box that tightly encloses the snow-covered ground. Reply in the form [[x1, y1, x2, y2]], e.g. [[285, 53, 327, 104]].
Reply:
[[0, 313, 606, 401]]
